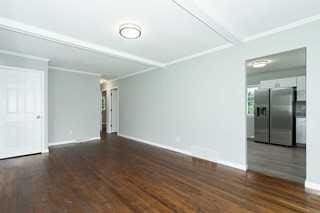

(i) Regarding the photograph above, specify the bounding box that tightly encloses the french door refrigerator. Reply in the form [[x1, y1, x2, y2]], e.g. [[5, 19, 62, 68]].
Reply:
[[254, 88, 296, 146]]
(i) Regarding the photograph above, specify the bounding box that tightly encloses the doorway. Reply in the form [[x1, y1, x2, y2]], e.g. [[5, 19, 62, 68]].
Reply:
[[110, 88, 119, 133], [246, 48, 306, 183], [0, 66, 44, 159], [101, 90, 107, 132]]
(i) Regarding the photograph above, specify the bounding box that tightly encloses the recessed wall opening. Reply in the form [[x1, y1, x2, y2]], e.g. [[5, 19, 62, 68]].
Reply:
[[246, 48, 307, 183]]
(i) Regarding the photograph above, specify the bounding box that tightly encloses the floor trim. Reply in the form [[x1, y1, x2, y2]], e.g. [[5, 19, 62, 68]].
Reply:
[[305, 180, 320, 192], [118, 133, 247, 171], [42, 148, 49, 153], [49, 137, 100, 147]]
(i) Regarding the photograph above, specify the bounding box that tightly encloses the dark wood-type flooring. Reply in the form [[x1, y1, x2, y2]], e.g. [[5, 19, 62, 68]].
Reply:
[[247, 139, 306, 183], [1, 134, 320, 212]]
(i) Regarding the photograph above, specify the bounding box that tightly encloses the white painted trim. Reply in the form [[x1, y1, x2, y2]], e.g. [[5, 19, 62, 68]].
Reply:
[[118, 134, 192, 156], [244, 14, 320, 42], [110, 67, 157, 82], [118, 133, 247, 171], [49, 137, 100, 147], [0, 17, 164, 67], [171, 0, 241, 44], [0, 49, 50, 62], [110, 44, 233, 82], [305, 180, 320, 192], [110, 88, 120, 133], [216, 159, 248, 171], [104, 87, 120, 133], [49, 66, 101, 76], [43, 66, 49, 155], [165, 44, 233, 66], [42, 148, 49, 153], [0, 64, 44, 72]]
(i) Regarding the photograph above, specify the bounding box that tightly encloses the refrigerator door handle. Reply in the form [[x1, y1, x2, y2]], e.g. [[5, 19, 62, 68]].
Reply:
[[256, 106, 260, 117]]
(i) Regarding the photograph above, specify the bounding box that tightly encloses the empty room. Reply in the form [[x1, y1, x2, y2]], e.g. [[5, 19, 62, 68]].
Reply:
[[1, 0, 320, 212]]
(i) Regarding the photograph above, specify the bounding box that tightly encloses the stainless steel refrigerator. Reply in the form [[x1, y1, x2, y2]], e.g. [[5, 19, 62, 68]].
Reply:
[[254, 88, 296, 146]]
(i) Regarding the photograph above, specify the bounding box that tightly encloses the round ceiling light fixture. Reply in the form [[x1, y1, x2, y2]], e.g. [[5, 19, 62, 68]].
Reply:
[[251, 59, 272, 68], [119, 23, 141, 39]]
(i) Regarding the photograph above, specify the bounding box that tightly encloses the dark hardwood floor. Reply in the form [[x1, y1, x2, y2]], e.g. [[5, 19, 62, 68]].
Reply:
[[247, 139, 306, 183], [1, 134, 320, 212]]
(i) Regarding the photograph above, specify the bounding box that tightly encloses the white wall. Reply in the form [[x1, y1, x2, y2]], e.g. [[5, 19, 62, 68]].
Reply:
[[113, 20, 320, 187], [48, 69, 101, 144]]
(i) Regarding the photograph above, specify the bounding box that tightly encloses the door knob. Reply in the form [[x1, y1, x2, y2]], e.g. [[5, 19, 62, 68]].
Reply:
[[36, 115, 41, 119]]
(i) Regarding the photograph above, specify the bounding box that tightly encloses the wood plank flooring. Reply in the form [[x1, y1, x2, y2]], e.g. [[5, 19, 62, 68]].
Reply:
[[1, 134, 320, 212], [247, 140, 306, 183]]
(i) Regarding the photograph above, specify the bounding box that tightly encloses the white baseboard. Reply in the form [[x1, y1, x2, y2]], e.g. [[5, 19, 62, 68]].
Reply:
[[118, 134, 192, 156], [118, 133, 247, 171], [42, 148, 49, 153], [49, 137, 100, 147], [305, 180, 320, 192], [216, 159, 248, 171]]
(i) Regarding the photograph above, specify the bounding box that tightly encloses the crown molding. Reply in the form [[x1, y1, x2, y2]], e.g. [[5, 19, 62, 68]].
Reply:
[[110, 43, 233, 81], [171, 0, 241, 44], [0, 17, 164, 67], [0, 49, 50, 62], [165, 43, 233, 66], [49, 66, 101, 76], [110, 67, 158, 82], [244, 14, 320, 42]]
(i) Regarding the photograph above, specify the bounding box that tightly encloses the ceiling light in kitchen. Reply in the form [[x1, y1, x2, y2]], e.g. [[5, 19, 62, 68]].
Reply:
[[119, 23, 141, 39], [252, 59, 272, 68]]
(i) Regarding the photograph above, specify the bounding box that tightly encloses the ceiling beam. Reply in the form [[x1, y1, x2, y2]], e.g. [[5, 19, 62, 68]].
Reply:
[[0, 17, 164, 68], [171, 0, 241, 44]]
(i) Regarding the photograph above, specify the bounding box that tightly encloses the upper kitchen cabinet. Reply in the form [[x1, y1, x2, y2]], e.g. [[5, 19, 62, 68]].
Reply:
[[297, 76, 306, 101], [277, 77, 297, 88], [260, 79, 277, 89], [260, 77, 297, 89], [260, 76, 306, 101]]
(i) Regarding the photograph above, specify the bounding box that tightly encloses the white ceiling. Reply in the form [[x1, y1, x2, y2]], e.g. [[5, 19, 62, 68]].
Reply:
[[0, 28, 149, 79], [0, 0, 319, 79], [246, 48, 306, 75], [194, 0, 320, 39]]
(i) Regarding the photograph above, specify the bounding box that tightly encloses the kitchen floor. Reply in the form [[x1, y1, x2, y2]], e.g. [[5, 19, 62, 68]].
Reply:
[[247, 139, 306, 183]]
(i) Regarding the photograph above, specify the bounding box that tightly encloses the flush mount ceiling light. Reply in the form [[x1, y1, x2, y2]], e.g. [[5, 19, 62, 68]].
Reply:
[[119, 23, 141, 39], [251, 59, 272, 68], [100, 79, 107, 84]]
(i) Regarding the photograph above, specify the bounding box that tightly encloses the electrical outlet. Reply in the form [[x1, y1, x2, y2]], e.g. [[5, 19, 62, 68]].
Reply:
[[69, 130, 73, 135], [176, 136, 181, 142]]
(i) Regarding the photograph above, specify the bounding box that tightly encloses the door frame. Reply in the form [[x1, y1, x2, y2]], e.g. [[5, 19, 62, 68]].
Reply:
[[107, 86, 119, 133], [0, 64, 48, 154], [101, 90, 107, 132], [244, 47, 307, 181]]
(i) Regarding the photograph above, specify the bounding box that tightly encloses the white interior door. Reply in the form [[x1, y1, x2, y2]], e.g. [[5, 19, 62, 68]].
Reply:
[[0, 67, 43, 159], [111, 89, 119, 133]]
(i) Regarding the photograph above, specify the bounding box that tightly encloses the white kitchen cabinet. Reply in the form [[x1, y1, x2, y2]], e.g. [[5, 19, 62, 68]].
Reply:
[[296, 118, 306, 144], [260, 77, 297, 89], [277, 77, 297, 88], [297, 76, 306, 101], [260, 80, 277, 89]]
